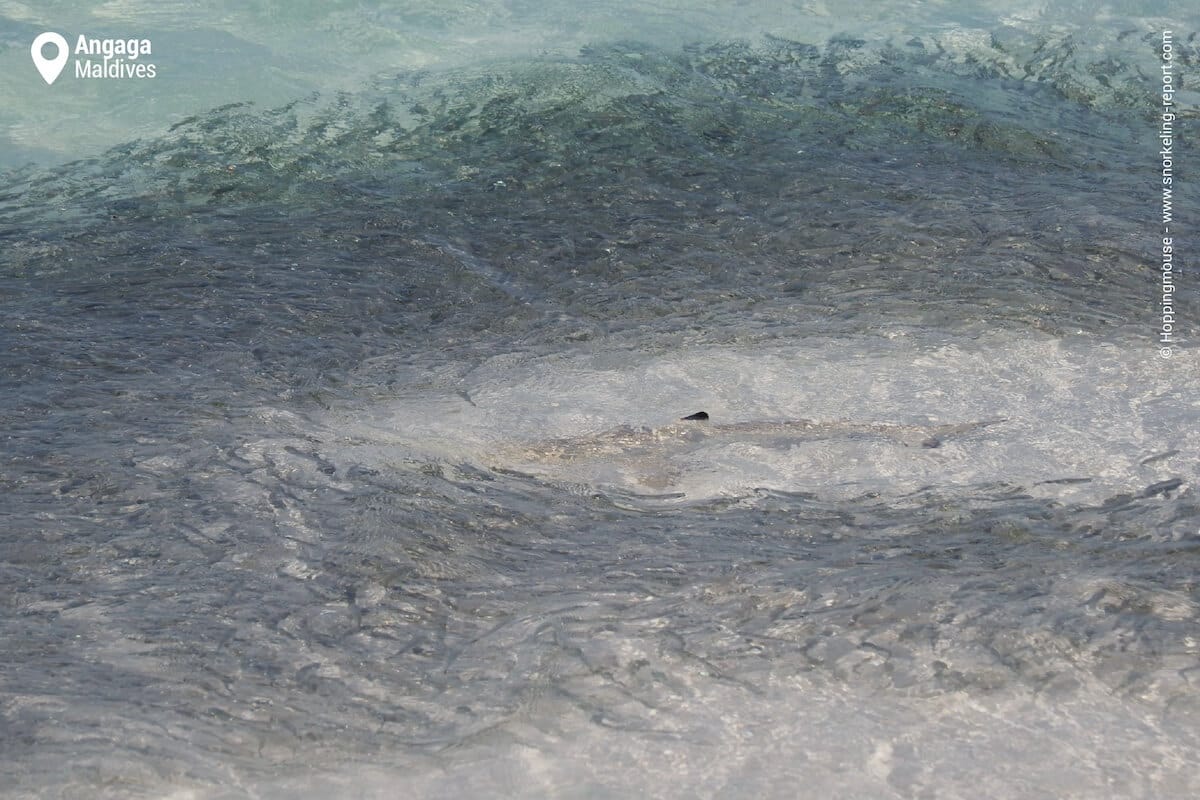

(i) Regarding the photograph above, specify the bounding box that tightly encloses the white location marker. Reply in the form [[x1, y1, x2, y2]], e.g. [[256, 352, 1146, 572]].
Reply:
[[31, 32, 69, 85]]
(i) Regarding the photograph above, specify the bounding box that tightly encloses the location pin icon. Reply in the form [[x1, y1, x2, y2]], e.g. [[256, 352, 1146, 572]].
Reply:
[[31, 32, 69, 85]]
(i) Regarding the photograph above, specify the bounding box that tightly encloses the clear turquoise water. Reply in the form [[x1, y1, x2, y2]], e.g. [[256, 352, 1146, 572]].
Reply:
[[1, 3, 1198, 798]]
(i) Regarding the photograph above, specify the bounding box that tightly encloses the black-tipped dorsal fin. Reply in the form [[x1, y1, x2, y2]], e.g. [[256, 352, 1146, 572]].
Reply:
[[681, 411, 709, 421]]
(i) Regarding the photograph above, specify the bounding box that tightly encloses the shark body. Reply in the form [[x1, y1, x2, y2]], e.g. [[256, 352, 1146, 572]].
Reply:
[[495, 412, 1004, 491]]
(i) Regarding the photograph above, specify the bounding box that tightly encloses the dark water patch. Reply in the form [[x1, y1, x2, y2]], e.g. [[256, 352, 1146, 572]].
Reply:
[[1, 35, 1192, 554], [3, 37, 1190, 382]]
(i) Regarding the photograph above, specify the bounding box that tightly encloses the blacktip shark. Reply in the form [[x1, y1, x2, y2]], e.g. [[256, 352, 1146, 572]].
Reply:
[[495, 411, 1005, 491]]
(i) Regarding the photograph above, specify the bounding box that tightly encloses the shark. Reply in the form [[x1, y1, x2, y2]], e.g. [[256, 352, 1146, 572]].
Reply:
[[493, 411, 1005, 492]]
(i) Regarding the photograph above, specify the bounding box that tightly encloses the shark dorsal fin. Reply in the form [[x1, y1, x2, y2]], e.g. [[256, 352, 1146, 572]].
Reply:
[[681, 411, 709, 421]]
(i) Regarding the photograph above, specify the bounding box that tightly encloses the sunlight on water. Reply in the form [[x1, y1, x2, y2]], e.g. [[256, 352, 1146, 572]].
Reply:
[[1, 2, 1197, 798]]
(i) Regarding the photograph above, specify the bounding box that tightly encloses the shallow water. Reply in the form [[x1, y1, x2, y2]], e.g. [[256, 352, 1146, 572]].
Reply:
[[2, 3, 1199, 798]]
